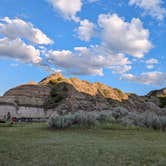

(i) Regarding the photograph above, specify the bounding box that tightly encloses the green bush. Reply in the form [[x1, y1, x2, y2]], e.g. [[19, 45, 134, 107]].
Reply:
[[112, 107, 129, 120], [48, 111, 116, 129], [144, 112, 161, 129], [48, 108, 166, 131], [159, 97, 166, 108], [48, 113, 74, 128], [73, 111, 98, 127], [49, 77, 64, 85], [96, 111, 115, 123], [45, 85, 66, 109], [119, 111, 165, 130], [159, 116, 166, 131]]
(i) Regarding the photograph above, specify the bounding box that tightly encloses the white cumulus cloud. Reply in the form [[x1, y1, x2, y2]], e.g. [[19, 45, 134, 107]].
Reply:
[[76, 19, 95, 41], [129, 0, 166, 20], [0, 17, 53, 45], [98, 13, 152, 58], [46, 45, 131, 76], [48, 0, 82, 22], [122, 71, 166, 86], [0, 38, 41, 64]]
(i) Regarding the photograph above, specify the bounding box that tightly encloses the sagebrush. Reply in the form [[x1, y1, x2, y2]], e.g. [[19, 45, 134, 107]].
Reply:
[[48, 107, 166, 130]]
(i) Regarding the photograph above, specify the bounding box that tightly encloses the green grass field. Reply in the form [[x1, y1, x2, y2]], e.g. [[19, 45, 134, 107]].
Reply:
[[0, 123, 166, 166]]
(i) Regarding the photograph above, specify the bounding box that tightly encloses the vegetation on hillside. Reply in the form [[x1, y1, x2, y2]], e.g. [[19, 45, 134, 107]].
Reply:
[[48, 77, 64, 84], [44, 83, 68, 109], [159, 96, 166, 108]]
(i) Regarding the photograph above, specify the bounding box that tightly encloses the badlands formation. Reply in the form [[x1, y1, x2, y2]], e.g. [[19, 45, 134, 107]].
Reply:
[[0, 73, 166, 120]]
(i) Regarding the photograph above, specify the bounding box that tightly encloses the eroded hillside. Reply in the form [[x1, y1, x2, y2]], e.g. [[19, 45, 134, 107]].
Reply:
[[0, 72, 165, 117]]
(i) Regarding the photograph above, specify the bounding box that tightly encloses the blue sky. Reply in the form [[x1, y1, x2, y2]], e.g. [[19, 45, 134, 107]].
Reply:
[[0, 0, 166, 95]]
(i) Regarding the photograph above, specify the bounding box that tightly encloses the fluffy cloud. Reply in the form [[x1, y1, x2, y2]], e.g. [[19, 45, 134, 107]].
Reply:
[[109, 65, 132, 74], [48, 0, 82, 21], [98, 13, 152, 58], [145, 58, 158, 69], [122, 71, 166, 86], [76, 19, 95, 41], [46, 46, 131, 76], [0, 17, 52, 44], [0, 38, 41, 64], [129, 0, 166, 20]]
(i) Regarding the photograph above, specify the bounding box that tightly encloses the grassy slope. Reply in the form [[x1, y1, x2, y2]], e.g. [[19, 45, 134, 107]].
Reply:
[[0, 123, 166, 166]]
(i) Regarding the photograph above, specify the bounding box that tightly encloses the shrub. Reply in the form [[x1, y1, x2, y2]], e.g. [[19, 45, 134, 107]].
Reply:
[[48, 113, 75, 129], [120, 116, 135, 126], [96, 111, 115, 123], [159, 97, 166, 108], [48, 109, 166, 131], [49, 77, 64, 84], [112, 107, 129, 120], [48, 111, 99, 129], [132, 113, 146, 127], [48, 111, 117, 129], [118, 112, 143, 127], [120, 111, 164, 130], [45, 85, 66, 109], [159, 116, 166, 126], [119, 111, 163, 129], [144, 112, 161, 130], [73, 111, 98, 127], [159, 116, 166, 131]]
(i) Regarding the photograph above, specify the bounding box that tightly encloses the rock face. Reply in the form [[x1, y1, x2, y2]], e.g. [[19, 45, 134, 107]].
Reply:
[[39, 73, 165, 114], [0, 72, 166, 119], [146, 88, 166, 109], [4, 84, 51, 107], [147, 88, 166, 97], [39, 73, 128, 101], [0, 83, 51, 119]]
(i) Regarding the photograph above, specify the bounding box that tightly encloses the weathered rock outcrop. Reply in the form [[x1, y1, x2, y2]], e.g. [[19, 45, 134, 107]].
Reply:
[[146, 88, 166, 109], [40, 73, 128, 101], [0, 72, 165, 119], [39, 73, 165, 114], [4, 84, 51, 107], [147, 88, 166, 97], [0, 83, 51, 119]]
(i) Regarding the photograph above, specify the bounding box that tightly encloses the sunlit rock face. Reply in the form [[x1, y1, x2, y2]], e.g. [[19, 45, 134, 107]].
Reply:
[[39, 73, 128, 102]]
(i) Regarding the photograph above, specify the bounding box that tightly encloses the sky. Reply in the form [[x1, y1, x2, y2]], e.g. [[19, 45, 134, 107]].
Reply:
[[0, 0, 166, 96]]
